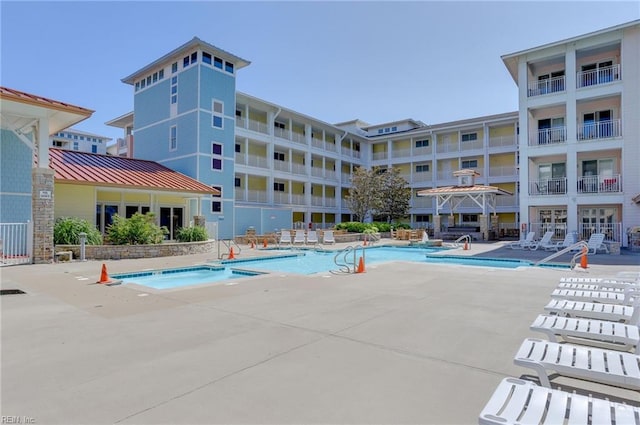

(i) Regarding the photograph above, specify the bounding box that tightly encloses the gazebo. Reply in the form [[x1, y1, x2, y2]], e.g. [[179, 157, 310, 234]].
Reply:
[[416, 169, 512, 240]]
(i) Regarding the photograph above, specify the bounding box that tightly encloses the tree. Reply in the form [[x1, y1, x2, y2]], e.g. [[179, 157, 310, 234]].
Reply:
[[376, 167, 412, 223], [346, 167, 384, 222]]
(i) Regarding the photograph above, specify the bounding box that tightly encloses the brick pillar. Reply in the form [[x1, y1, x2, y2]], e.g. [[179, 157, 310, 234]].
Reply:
[[433, 215, 441, 238], [32, 168, 55, 264], [479, 214, 489, 241], [193, 215, 205, 226], [491, 215, 499, 240]]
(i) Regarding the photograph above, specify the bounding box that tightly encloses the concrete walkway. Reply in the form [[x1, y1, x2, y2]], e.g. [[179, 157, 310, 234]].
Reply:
[[1, 240, 639, 424]]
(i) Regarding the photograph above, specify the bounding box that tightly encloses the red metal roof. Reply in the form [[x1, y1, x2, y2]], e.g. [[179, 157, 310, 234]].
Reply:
[[0, 86, 94, 115], [49, 148, 219, 195]]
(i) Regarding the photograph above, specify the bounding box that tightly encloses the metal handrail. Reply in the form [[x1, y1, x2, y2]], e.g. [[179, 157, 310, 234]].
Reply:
[[453, 234, 471, 248], [534, 241, 588, 267], [331, 245, 365, 274], [218, 239, 242, 260]]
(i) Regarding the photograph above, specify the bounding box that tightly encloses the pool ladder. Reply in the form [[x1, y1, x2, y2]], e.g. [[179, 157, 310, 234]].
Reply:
[[535, 241, 589, 268], [331, 245, 365, 274], [219, 239, 242, 260], [452, 234, 471, 248]]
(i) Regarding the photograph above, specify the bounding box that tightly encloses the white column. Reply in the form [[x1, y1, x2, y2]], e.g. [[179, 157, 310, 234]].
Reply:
[[565, 44, 579, 235], [517, 58, 531, 229]]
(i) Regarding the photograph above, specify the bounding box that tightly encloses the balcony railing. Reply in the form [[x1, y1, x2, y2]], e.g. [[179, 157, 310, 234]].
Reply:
[[529, 127, 566, 146], [460, 140, 483, 151], [325, 142, 337, 152], [577, 64, 621, 88], [291, 194, 305, 205], [311, 168, 324, 178], [577, 174, 621, 194], [391, 147, 411, 158], [273, 192, 289, 204], [341, 172, 351, 184], [236, 118, 269, 135], [325, 170, 337, 181], [311, 196, 324, 206], [235, 189, 268, 203], [412, 172, 432, 183], [437, 143, 458, 153], [341, 147, 360, 158], [273, 160, 289, 172], [325, 197, 337, 207], [488, 165, 517, 178], [311, 138, 324, 149], [529, 178, 567, 195], [413, 146, 432, 156], [291, 163, 306, 175], [578, 222, 622, 243], [495, 195, 518, 207], [577, 119, 621, 141], [291, 132, 306, 144], [436, 170, 456, 180], [234, 152, 246, 165], [527, 75, 566, 97], [246, 154, 268, 168], [412, 198, 432, 208], [488, 135, 516, 148], [372, 151, 387, 160]]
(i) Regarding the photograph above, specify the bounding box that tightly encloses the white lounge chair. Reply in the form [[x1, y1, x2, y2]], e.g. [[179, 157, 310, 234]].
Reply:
[[514, 338, 640, 390], [581, 232, 608, 254], [544, 298, 639, 323], [550, 287, 638, 305], [279, 230, 292, 246], [558, 279, 638, 292], [530, 314, 640, 353], [322, 230, 335, 245], [508, 231, 535, 249], [305, 230, 318, 245], [479, 377, 640, 425], [293, 230, 305, 245], [421, 231, 429, 243], [545, 233, 574, 251], [527, 231, 554, 251]]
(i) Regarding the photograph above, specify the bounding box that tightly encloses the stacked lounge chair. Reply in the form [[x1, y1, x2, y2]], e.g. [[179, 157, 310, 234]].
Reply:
[[478, 271, 640, 424]]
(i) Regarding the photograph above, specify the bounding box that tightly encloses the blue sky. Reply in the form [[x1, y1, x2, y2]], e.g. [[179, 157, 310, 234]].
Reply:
[[2, 1, 638, 143]]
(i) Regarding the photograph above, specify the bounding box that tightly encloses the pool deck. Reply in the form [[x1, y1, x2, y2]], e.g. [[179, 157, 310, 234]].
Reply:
[[1, 239, 639, 424]]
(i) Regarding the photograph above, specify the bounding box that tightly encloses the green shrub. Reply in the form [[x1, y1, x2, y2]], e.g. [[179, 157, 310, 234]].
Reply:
[[106, 212, 167, 245], [54, 217, 103, 245], [363, 226, 379, 234], [335, 221, 367, 233], [392, 223, 412, 230], [372, 222, 392, 232], [176, 225, 209, 242]]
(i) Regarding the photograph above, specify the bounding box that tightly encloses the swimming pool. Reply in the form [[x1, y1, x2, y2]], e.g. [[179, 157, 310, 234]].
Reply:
[[113, 266, 262, 290], [423, 254, 571, 269]]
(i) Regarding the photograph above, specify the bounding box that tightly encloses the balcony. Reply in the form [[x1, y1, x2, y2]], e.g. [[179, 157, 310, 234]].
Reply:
[[436, 143, 458, 154], [311, 196, 324, 206], [391, 147, 411, 158], [460, 139, 483, 151], [577, 174, 621, 194], [311, 167, 324, 178], [529, 127, 566, 146], [291, 194, 305, 205], [527, 75, 566, 97], [290, 132, 306, 144], [234, 152, 246, 165], [413, 146, 432, 156], [577, 119, 621, 141], [413, 172, 432, 183], [488, 165, 517, 178], [495, 195, 519, 207], [291, 163, 306, 175], [246, 154, 268, 168], [273, 160, 289, 172], [273, 192, 289, 204], [577, 64, 621, 88], [341, 147, 361, 158], [236, 117, 269, 135], [235, 189, 268, 203], [488, 135, 516, 148], [529, 178, 567, 195], [341, 172, 351, 184], [372, 151, 387, 161]]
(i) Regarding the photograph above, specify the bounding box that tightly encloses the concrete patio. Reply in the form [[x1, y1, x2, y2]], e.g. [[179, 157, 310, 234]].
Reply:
[[1, 240, 639, 424]]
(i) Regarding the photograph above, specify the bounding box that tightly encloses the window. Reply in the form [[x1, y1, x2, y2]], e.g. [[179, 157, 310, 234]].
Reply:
[[234, 177, 241, 187], [415, 215, 430, 223], [274, 151, 285, 161], [461, 132, 477, 142], [191, 52, 197, 64], [170, 126, 177, 151], [153, 72, 158, 83], [235, 144, 241, 153], [391, 126, 397, 132], [183, 56, 189, 68], [73, 142, 79, 150], [214, 57, 223, 69], [384, 128, 390, 133], [91, 145, 97, 153], [378, 129, 383, 134], [159, 69, 164, 79], [146, 76, 151, 86], [211, 186, 222, 213], [462, 214, 478, 223], [171, 76, 178, 105], [415, 139, 429, 148], [225, 61, 234, 73], [141, 79, 146, 88], [135, 82, 140, 91], [235, 110, 242, 117], [212, 100, 223, 128], [415, 164, 429, 173], [273, 182, 285, 192], [171, 62, 178, 73], [203, 52, 212, 64], [461, 160, 478, 168], [274, 121, 286, 130], [211, 142, 223, 170]]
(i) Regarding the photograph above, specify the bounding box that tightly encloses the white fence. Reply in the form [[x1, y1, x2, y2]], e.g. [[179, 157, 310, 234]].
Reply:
[[0, 222, 33, 266]]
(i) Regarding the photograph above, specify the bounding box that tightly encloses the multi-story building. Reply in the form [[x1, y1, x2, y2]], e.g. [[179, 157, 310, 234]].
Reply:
[[111, 20, 638, 245], [50, 128, 110, 154], [502, 19, 639, 245], [105, 112, 134, 157]]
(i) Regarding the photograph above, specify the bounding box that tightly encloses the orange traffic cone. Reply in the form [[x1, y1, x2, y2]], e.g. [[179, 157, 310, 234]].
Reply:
[[97, 263, 111, 284], [463, 240, 469, 250], [263, 238, 268, 248], [356, 256, 365, 273], [580, 246, 588, 269], [228, 247, 235, 260]]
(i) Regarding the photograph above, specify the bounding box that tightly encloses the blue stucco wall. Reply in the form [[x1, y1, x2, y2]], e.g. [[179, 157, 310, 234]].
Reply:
[[133, 80, 170, 129], [0, 129, 32, 222]]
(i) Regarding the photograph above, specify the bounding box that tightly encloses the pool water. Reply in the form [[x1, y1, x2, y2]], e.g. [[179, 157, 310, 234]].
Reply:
[[222, 246, 447, 275], [113, 266, 261, 290]]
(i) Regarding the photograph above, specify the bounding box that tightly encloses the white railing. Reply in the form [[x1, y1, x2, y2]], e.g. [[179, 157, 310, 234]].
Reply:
[[291, 194, 305, 205], [577, 174, 621, 194], [392, 147, 412, 158], [291, 163, 306, 175], [460, 140, 483, 151], [341, 172, 351, 184], [578, 223, 622, 242], [246, 190, 268, 203], [273, 127, 288, 139], [530, 127, 567, 146], [488, 135, 516, 148], [325, 170, 338, 181], [413, 146, 432, 156], [437, 143, 458, 153], [325, 142, 337, 152], [246, 154, 268, 168], [577, 64, 621, 88], [0, 222, 32, 266], [234, 188, 245, 201], [529, 178, 567, 195], [234, 153, 246, 165], [528, 223, 568, 241], [311, 168, 324, 178], [372, 151, 387, 160], [273, 161, 289, 172], [577, 119, 621, 140], [311, 196, 324, 206], [273, 192, 289, 204], [488, 165, 517, 177], [498, 223, 518, 237], [527, 75, 566, 97], [291, 132, 306, 144], [246, 119, 269, 134], [412, 172, 432, 183], [311, 138, 324, 149], [325, 197, 337, 207], [495, 195, 518, 207], [436, 170, 455, 180], [412, 198, 432, 208]]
